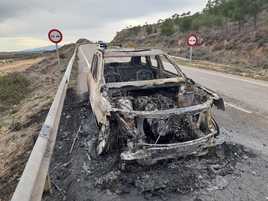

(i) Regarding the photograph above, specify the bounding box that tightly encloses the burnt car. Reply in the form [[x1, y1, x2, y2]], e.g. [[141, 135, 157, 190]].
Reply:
[[97, 40, 108, 49], [87, 48, 224, 163]]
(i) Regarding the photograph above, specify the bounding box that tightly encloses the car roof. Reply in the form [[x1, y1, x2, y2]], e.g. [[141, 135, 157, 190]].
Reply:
[[102, 48, 164, 58]]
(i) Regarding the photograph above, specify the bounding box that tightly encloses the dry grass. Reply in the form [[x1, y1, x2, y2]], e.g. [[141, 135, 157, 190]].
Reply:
[[0, 73, 30, 110], [0, 57, 44, 73]]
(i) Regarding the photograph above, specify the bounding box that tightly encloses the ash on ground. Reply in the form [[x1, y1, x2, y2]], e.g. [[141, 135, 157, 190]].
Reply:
[[44, 90, 268, 201]]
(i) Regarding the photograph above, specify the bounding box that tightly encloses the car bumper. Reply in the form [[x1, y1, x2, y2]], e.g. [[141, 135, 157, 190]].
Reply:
[[121, 130, 219, 161]]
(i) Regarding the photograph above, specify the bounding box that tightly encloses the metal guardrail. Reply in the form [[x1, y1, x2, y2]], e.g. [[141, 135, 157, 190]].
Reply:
[[11, 47, 77, 201], [169, 55, 189, 61]]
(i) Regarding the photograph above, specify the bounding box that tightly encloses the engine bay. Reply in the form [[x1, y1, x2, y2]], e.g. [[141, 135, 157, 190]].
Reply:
[[108, 84, 213, 144]]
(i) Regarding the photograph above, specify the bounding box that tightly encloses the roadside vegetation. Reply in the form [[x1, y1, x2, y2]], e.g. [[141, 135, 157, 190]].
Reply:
[[0, 73, 30, 109], [159, 0, 267, 36], [0, 44, 76, 201], [112, 0, 268, 80], [123, 0, 268, 37]]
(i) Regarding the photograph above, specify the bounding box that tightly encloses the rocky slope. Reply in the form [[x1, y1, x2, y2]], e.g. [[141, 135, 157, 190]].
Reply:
[[112, 9, 268, 76]]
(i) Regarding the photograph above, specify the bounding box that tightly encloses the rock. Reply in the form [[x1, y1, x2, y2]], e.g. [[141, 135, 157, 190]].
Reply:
[[251, 171, 257, 176], [215, 175, 228, 189], [242, 154, 249, 160], [66, 115, 71, 119], [207, 175, 229, 191]]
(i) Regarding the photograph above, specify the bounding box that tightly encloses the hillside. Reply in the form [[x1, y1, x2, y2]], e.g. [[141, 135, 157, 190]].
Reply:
[[112, 0, 268, 80]]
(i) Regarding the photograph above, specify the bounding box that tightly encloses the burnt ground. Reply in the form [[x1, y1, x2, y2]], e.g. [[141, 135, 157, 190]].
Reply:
[[43, 89, 268, 201]]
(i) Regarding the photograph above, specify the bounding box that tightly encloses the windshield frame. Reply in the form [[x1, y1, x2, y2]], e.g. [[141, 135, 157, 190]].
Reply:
[[102, 53, 187, 85]]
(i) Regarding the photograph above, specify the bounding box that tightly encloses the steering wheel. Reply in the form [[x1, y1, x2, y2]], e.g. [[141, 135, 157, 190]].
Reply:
[[136, 69, 154, 80]]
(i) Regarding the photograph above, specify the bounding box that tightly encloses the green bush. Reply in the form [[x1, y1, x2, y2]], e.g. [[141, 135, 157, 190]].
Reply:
[[160, 19, 176, 36], [0, 73, 30, 106], [192, 14, 224, 30], [178, 17, 193, 32], [129, 26, 142, 36], [145, 25, 153, 35]]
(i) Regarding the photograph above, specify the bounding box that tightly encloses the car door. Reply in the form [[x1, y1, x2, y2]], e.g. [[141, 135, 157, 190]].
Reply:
[[88, 52, 109, 124]]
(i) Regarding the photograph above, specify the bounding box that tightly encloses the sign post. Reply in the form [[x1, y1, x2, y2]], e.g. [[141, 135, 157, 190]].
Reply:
[[48, 29, 63, 65], [189, 46, 193, 62], [186, 34, 198, 63]]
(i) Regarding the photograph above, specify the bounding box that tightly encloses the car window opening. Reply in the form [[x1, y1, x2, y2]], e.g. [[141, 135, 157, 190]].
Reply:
[[104, 55, 178, 83]]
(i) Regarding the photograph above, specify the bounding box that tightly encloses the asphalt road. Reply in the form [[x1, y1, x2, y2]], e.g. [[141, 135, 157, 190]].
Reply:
[[161, 58, 268, 155], [179, 65, 268, 116], [77, 44, 97, 99], [175, 62, 268, 155], [78, 44, 268, 155]]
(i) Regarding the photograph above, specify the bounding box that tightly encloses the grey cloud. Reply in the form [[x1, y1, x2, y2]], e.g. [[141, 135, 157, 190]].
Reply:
[[0, 0, 205, 39]]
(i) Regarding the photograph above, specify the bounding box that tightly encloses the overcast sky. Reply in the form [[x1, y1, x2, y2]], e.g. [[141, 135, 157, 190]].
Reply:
[[0, 0, 207, 51]]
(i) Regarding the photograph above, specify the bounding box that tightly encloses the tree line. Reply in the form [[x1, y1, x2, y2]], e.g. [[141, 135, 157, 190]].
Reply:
[[158, 0, 268, 36]]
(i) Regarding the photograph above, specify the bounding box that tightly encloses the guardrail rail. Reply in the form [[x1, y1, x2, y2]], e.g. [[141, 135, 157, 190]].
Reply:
[[11, 47, 77, 201]]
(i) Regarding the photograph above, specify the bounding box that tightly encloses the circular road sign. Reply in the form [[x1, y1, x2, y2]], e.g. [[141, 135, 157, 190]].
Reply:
[[48, 29, 63, 44], [187, 34, 198, 47]]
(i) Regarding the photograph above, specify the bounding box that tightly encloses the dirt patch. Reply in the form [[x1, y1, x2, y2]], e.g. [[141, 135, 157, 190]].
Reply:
[[0, 57, 44, 73], [44, 91, 268, 201]]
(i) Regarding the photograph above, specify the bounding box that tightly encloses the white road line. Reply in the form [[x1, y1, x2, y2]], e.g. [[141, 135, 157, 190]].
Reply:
[[79, 47, 91, 70], [225, 102, 253, 114]]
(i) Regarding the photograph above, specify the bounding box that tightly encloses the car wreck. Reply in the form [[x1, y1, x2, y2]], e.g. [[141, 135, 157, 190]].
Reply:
[[87, 48, 225, 163]]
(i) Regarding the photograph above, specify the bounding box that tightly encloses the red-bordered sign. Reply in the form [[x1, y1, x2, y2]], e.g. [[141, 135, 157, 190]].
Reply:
[[187, 33, 198, 47], [48, 29, 63, 44]]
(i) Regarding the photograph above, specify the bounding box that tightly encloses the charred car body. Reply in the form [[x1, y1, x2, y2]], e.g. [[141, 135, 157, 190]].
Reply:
[[87, 48, 224, 163]]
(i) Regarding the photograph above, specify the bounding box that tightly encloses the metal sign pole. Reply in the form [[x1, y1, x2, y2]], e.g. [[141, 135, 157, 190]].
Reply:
[[189, 46, 193, 63], [56, 43, 60, 65]]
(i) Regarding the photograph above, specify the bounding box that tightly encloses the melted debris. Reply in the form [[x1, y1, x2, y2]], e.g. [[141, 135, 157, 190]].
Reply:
[[44, 91, 268, 201]]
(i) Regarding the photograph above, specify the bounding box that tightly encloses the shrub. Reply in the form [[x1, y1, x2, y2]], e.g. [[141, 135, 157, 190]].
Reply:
[[129, 26, 142, 36], [160, 19, 176, 36], [192, 14, 224, 30], [0, 73, 30, 106], [179, 17, 193, 32], [145, 25, 153, 35]]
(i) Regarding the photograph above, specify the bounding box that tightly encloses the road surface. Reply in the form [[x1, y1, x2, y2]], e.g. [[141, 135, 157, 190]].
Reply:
[[76, 44, 97, 100], [160, 57, 268, 155], [176, 62, 268, 155], [179, 66, 268, 116]]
